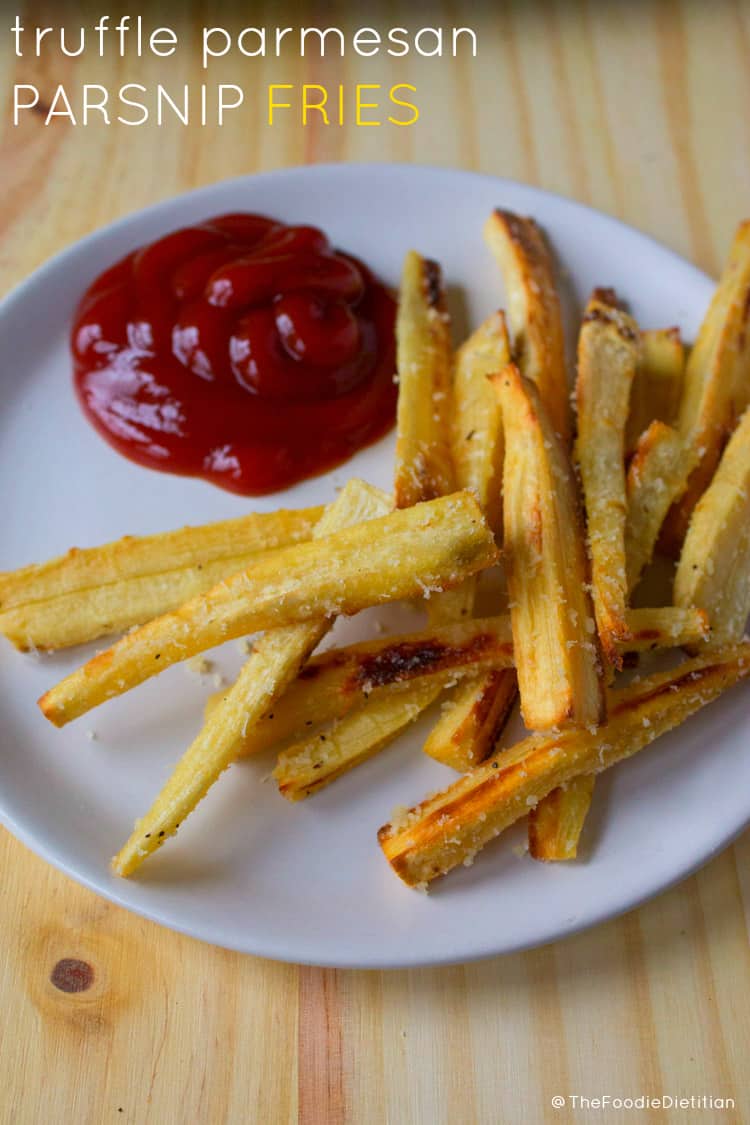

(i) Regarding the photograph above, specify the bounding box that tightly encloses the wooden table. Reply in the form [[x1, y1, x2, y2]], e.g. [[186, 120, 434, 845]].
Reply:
[[1, 2, 749, 1121]]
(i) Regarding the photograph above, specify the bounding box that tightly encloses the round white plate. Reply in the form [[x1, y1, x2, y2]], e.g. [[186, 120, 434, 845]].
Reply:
[[1, 165, 747, 968]]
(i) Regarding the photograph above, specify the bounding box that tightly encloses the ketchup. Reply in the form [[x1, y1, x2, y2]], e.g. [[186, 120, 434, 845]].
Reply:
[[72, 214, 397, 495]]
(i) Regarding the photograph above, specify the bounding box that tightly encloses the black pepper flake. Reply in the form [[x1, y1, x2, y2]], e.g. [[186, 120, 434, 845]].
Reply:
[[492, 762, 499, 769], [465, 429, 476, 441], [145, 833, 151, 838], [305, 720, 313, 726], [158, 831, 165, 837], [320, 734, 326, 741], [268, 713, 274, 719], [154, 654, 161, 660]]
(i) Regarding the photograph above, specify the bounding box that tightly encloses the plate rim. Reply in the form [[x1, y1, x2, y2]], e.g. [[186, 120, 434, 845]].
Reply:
[[2, 772, 747, 969], [2, 162, 741, 970]]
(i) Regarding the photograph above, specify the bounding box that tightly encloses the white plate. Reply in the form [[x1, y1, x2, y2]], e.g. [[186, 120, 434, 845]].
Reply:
[[1, 165, 748, 969]]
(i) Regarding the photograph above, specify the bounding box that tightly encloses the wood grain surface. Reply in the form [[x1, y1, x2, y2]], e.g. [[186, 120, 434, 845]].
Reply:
[[1, 1, 749, 1122]]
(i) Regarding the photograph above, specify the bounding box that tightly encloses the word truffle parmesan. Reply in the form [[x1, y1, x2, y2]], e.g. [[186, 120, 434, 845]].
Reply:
[[9, 17, 478, 63]]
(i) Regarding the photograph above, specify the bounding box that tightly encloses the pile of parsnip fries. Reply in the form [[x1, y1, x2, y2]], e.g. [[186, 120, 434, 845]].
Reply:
[[2, 211, 750, 890]]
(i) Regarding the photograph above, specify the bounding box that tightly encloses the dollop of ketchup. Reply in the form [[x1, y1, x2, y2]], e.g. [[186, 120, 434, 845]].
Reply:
[[72, 214, 397, 494]]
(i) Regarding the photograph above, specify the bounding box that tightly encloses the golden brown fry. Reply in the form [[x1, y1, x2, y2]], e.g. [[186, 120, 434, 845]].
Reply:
[[528, 774, 595, 861], [39, 491, 498, 728], [665, 222, 750, 548], [624, 607, 710, 651], [453, 222, 569, 767], [379, 644, 750, 886], [0, 505, 323, 609], [576, 288, 640, 662], [675, 407, 750, 646], [396, 253, 457, 612], [394, 251, 454, 508], [212, 616, 515, 759], [0, 507, 324, 652], [625, 421, 696, 592], [0, 548, 284, 652], [112, 480, 390, 877], [422, 311, 513, 757], [500, 354, 603, 848], [451, 310, 511, 529], [422, 669, 518, 771], [483, 235, 585, 841], [625, 328, 685, 455], [483, 210, 570, 443], [274, 681, 441, 802], [493, 364, 604, 730], [219, 607, 696, 771], [272, 613, 513, 710]]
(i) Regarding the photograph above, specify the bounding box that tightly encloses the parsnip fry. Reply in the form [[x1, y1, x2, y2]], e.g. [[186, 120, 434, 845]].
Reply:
[[0, 505, 323, 610], [483, 210, 570, 442], [501, 356, 603, 848], [0, 506, 324, 652], [675, 407, 750, 646], [484, 218, 580, 835], [452, 310, 511, 528], [440, 219, 568, 765], [396, 251, 456, 617], [493, 364, 604, 729], [208, 608, 691, 763], [422, 312, 514, 763], [625, 328, 685, 455], [0, 547, 291, 652], [625, 421, 695, 592], [394, 251, 454, 508], [666, 222, 750, 547], [379, 645, 750, 886], [576, 289, 640, 661], [112, 480, 390, 877], [274, 681, 442, 802], [39, 491, 498, 728], [448, 227, 568, 765], [213, 616, 515, 758], [422, 669, 518, 771], [624, 607, 710, 651], [528, 775, 595, 861]]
